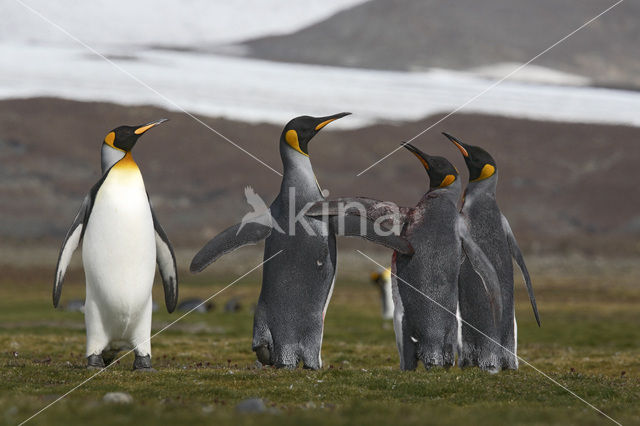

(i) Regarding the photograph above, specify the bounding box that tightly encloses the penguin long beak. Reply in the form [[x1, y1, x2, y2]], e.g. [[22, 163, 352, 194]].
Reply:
[[314, 112, 351, 131], [402, 142, 431, 171], [442, 132, 469, 158], [134, 118, 169, 135]]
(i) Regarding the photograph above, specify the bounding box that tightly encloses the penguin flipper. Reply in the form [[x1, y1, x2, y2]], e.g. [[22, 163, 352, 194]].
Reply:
[[53, 195, 91, 308], [307, 197, 410, 231], [149, 205, 179, 313], [501, 214, 541, 327], [457, 217, 503, 324], [330, 215, 414, 255], [190, 222, 272, 273]]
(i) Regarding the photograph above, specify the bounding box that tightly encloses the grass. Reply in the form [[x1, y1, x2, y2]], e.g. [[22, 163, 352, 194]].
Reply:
[[0, 258, 639, 426]]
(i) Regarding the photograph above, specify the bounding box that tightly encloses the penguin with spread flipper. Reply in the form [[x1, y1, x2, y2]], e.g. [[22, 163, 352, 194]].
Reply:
[[306, 143, 502, 370], [190, 113, 412, 369]]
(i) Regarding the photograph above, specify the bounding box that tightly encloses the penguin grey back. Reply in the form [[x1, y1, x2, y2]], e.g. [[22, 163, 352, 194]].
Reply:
[[443, 132, 539, 372]]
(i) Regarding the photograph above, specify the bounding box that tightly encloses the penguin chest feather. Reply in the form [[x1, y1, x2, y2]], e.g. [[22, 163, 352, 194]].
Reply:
[[82, 159, 156, 331]]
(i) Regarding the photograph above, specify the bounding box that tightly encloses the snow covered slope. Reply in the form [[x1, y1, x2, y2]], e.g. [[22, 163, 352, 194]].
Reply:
[[1, 0, 640, 128], [1, 43, 640, 129]]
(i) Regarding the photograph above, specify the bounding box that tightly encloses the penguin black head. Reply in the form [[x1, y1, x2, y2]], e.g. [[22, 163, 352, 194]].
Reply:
[[442, 133, 496, 183], [103, 118, 168, 152], [403, 142, 459, 189], [370, 268, 391, 288], [280, 112, 351, 156]]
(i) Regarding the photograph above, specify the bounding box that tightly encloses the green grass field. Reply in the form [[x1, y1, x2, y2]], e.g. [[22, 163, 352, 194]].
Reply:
[[1, 257, 639, 425]]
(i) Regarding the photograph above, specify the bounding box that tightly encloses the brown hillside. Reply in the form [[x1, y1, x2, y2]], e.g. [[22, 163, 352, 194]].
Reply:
[[0, 98, 638, 255]]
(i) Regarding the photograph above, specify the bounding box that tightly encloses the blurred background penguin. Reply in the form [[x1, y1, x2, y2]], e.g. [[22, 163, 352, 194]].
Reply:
[[370, 268, 393, 321]]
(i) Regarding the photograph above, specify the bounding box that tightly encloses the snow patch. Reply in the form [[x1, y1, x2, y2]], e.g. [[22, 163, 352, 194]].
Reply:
[[467, 63, 591, 86], [1, 43, 640, 128]]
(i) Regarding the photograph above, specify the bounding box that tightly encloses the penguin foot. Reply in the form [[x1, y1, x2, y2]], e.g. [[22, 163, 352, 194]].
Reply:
[[87, 354, 105, 370], [419, 351, 445, 370], [501, 358, 518, 371], [132, 354, 155, 372], [254, 345, 272, 366], [499, 349, 518, 370], [477, 352, 502, 373], [275, 363, 298, 370], [481, 365, 500, 375]]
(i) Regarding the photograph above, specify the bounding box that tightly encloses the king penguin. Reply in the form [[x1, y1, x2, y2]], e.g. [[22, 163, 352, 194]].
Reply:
[[370, 268, 394, 320], [53, 119, 178, 371], [190, 113, 412, 369], [304, 143, 502, 370], [443, 132, 540, 371]]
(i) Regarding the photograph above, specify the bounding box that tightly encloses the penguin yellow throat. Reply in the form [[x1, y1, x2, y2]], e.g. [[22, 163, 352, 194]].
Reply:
[[114, 151, 139, 171], [470, 164, 495, 182], [285, 130, 309, 157]]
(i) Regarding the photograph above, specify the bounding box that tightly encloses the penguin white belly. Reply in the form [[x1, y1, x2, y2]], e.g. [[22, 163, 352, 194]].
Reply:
[[82, 165, 156, 352]]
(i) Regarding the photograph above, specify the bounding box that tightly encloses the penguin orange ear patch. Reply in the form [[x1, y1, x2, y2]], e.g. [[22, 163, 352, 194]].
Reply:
[[471, 164, 496, 182], [104, 131, 115, 146], [439, 174, 456, 187], [285, 130, 309, 157]]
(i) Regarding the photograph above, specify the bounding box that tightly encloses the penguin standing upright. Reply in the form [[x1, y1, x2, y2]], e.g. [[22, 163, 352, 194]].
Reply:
[[370, 268, 394, 320], [443, 133, 540, 371], [190, 113, 412, 369], [305, 143, 502, 370], [54, 120, 178, 370]]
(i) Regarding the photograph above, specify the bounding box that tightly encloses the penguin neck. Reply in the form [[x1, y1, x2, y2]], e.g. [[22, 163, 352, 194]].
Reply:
[[101, 143, 126, 174], [465, 171, 498, 198], [424, 178, 462, 205], [279, 143, 322, 203]]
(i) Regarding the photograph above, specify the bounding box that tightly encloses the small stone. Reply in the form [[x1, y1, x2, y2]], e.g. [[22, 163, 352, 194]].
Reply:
[[236, 398, 266, 413], [103, 392, 133, 404]]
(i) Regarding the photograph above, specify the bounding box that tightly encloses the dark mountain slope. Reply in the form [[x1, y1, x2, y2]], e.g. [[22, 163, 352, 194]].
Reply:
[[244, 0, 640, 89]]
